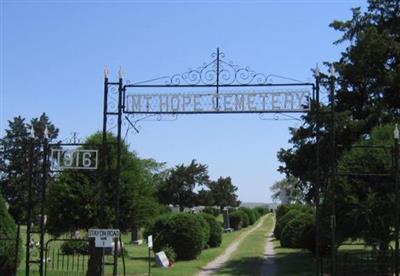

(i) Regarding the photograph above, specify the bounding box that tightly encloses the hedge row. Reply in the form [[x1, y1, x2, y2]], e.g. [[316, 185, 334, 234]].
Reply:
[[229, 207, 268, 230], [0, 193, 21, 275], [144, 212, 223, 260], [144, 206, 268, 261], [274, 204, 315, 250]]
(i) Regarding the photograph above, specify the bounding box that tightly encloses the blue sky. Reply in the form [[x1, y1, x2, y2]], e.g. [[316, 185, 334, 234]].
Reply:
[[1, 0, 366, 203]]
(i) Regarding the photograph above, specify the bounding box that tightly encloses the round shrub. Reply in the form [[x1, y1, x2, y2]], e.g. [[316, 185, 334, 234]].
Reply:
[[280, 212, 313, 248], [239, 208, 256, 225], [229, 211, 242, 230], [200, 213, 222, 247], [252, 209, 260, 220], [202, 207, 220, 217], [0, 193, 21, 275], [150, 213, 204, 260], [254, 206, 269, 217], [274, 209, 302, 240], [238, 210, 249, 228], [61, 240, 89, 255], [196, 215, 210, 249], [143, 213, 171, 241]]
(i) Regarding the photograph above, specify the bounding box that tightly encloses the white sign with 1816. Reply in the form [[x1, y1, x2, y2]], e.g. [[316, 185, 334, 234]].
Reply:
[[51, 149, 98, 170]]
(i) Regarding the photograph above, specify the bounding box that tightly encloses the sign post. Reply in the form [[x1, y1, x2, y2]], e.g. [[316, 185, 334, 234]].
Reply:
[[148, 235, 153, 275]]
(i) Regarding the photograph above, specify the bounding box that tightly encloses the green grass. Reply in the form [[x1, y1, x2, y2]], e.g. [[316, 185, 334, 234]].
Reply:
[[15, 218, 265, 276], [273, 239, 316, 276], [108, 217, 269, 276], [218, 214, 273, 276]]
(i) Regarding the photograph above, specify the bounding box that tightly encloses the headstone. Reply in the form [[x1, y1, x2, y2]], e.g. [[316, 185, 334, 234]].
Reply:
[[155, 251, 170, 268], [223, 209, 230, 229], [130, 225, 143, 245]]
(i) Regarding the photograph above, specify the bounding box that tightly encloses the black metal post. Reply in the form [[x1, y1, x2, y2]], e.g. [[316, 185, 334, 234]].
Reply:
[[101, 73, 109, 276], [216, 48, 220, 110], [14, 223, 20, 275], [394, 131, 399, 276], [112, 74, 123, 276], [314, 71, 321, 276], [25, 139, 34, 276], [39, 138, 48, 276], [148, 248, 151, 276], [329, 69, 336, 276]]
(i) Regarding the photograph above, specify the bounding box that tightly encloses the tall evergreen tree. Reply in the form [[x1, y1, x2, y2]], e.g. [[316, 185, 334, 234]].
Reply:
[[0, 113, 58, 223]]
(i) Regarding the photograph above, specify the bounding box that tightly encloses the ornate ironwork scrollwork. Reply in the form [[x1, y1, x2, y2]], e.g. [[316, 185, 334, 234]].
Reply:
[[107, 86, 119, 113], [131, 50, 291, 86]]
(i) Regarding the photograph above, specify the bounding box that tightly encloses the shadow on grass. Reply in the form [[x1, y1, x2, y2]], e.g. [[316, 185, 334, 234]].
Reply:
[[125, 256, 150, 261], [217, 256, 265, 276], [273, 247, 316, 276]]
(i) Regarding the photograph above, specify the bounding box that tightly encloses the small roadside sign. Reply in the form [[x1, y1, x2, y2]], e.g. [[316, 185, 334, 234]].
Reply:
[[88, 228, 120, 248], [95, 236, 113, 248], [148, 235, 153, 249]]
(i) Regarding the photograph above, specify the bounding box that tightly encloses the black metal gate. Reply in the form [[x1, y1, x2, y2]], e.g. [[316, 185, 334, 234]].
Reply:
[[44, 239, 89, 276], [322, 250, 396, 276]]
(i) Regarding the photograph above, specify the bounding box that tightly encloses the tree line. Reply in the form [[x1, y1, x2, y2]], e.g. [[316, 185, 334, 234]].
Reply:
[[0, 113, 240, 274], [276, 0, 400, 254]]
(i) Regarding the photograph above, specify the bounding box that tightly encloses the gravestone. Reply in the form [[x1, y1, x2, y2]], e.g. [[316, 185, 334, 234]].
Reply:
[[130, 225, 143, 245], [223, 209, 230, 229], [155, 251, 170, 268]]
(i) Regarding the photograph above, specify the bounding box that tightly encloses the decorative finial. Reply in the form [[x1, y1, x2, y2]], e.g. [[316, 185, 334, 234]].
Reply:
[[44, 125, 49, 139], [329, 64, 336, 77], [104, 66, 109, 78], [30, 126, 35, 138], [314, 63, 320, 77], [118, 66, 123, 79]]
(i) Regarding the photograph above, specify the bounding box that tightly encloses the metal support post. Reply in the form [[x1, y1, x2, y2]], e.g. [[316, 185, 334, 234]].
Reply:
[[113, 72, 123, 276], [394, 126, 399, 276], [39, 138, 48, 276], [329, 66, 336, 276], [314, 68, 321, 276], [25, 139, 34, 276], [14, 223, 20, 275]]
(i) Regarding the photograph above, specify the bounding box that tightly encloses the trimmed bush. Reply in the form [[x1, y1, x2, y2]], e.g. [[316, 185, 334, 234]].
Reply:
[[148, 213, 204, 260], [239, 207, 256, 225], [200, 213, 222, 247], [252, 209, 260, 220], [202, 207, 220, 217], [276, 204, 313, 221], [238, 210, 249, 228], [274, 209, 303, 240], [229, 211, 242, 230], [280, 212, 314, 248], [0, 193, 21, 275], [254, 206, 269, 217], [274, 204, 314, 240], [196, 215, 210, 249], [61, 240, 89, 255]]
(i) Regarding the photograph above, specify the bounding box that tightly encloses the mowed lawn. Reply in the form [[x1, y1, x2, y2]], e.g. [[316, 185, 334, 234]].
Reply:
[[108, 215, 271, 276], [15, 215, 271, 276], [218, 213, 273, 276]]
